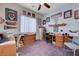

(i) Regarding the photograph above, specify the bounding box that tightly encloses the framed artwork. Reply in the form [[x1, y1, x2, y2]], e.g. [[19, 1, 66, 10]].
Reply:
[[5, 21, 17, 25], [23, 10, 26, 15], [5, 8, 17, 21], [43, 20, 46, 25], [0, 17, 4, 24], [32, 13, 35, 18], [64, 9, 72, 19], [27, 12, 31, 16], [46, 17, 50, 22], [51, 12, 62, 18], [74, 10, 79, 19], [4, 25, 16, 30]]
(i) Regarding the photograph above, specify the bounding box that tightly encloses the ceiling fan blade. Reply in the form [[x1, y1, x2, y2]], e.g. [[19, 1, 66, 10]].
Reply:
[[44, 3, 50, 8], [38, 5, 41, 11]]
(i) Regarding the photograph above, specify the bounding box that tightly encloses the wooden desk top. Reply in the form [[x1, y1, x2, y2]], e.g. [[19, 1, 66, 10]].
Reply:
[[24, 32, 36, 36], [0, 40, 15, 46]]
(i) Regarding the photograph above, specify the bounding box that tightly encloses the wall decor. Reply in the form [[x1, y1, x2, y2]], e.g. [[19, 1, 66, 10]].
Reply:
[[43, 20, 46, 25], [23, 10, 26, 15], [5, 21, 17, 25], [27, 12, 31, 16], [51, 12, 62, 18], [4, 25, 16, 30], [74, 10, 79, 19], [46, 17, 50, 22], [64, 9, 72, 19], [5, 8, 17, 21], [32, 13, 35, 18], [0, 17, 4, 24]]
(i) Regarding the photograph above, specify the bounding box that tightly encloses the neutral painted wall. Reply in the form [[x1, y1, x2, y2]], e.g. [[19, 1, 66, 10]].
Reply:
[[0, 3, 44, 39], [44, 3, 79, 36]]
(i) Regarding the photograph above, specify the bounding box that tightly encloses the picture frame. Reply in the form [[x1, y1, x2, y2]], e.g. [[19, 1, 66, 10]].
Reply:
[[4, 25, 16, 30], [74, 10, 79, 19], [23, 10, 26, 15], [5, 8, 17, 21], [43, 20, 46, 25], [51, 12, 62, 18], [64, 9, 72, 19], [32, 13, 35, 18], [5, 21, 17, 25], [46, 17, 50, 22], [0, 17, 4, 24], [27, 12, 31, 16]]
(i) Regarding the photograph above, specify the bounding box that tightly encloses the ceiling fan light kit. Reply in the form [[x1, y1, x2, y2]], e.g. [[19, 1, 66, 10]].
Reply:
[[38, 3, 50, 11], [38, 4, 41, 10], [44, 3, 50, 8]]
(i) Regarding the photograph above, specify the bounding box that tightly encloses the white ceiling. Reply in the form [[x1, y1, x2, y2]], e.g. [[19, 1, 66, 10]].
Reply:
[[18, 3, 67, 16]]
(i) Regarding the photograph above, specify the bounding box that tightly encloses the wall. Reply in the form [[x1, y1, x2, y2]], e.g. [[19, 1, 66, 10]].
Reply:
[[0, 3, 43, 39], [44, 3, 79, 36]]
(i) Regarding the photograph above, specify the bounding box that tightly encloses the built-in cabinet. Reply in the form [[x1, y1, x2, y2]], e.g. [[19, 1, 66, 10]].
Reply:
[[55, 34, 71, 47], [55, 35, 64, 47], [0, 44, 16, 56], [23, 34, 36, 46]]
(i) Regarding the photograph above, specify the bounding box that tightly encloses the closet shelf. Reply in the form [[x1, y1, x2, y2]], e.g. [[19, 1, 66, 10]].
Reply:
[[49, 23, 67, 27]]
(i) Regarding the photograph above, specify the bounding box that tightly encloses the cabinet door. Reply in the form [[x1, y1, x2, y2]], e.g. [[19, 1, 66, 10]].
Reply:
[[56, 41, 64, 47], [24, 35, 35, 46], [0, 44, 16, 56], [56, 36, 64, 47], [64, 36, 70, 42], [0, 46, 3, 56]]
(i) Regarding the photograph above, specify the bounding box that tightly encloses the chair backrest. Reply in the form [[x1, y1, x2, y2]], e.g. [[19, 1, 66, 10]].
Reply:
[[72, 36, 79, 44]]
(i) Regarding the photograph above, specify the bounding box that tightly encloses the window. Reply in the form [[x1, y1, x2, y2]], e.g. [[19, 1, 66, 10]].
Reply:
[[20, 15, 36, 33], [53, 27, 59, 32], [53, 19, 59, 32]]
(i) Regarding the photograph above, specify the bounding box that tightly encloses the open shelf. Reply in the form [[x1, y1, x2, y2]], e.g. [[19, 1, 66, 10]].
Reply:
[[49, 23, 67, 27]]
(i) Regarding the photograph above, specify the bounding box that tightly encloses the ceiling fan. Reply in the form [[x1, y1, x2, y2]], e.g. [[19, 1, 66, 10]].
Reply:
[[38, 3, 50, 11]]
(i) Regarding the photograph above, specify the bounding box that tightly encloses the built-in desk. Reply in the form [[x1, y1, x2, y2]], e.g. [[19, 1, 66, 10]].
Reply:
[[55, 35, 64, 48], [23, 33, 36, 46], [0, 32, 16, 56], [0, 40, 16, 56]]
